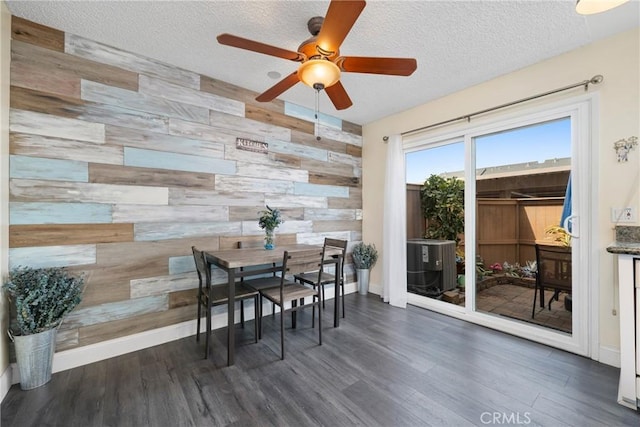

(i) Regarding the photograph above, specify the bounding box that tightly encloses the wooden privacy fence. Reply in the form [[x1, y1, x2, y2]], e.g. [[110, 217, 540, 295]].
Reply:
[[476, 197, 564, 266], [406, 184, 425, 239], [406, 184, 564, 266]]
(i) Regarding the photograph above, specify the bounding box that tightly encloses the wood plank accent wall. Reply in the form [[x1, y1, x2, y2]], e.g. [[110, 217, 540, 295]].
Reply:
[[8, 16, 362, 352]]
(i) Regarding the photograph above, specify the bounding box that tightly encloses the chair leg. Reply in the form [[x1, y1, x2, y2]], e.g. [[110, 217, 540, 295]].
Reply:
[[313, 294, 319, 328], [548, 290, 561, 310], [341, 281, 345, 318], [240, 299, 245, 329], [205, 299, 211, 359], [280, 303, 285, 360], [258, 294, 263, 340], [532, 283, 538, 318], [253, 295, 259, 343], [196, 295, 202, 342], [291, 300, 297, 329], [321, 285, 325, 309], [318, 298, 322, 346]]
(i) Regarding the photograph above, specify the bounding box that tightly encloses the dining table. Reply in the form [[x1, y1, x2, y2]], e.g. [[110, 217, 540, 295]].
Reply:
[[204, 243, 343, 366]]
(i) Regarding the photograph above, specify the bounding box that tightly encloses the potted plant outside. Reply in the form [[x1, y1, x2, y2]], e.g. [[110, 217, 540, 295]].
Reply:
[[258, 205, 284, 250], [352, 242, 378, 295], [544, 225, 571, 247], [3, 266, 84, 389]]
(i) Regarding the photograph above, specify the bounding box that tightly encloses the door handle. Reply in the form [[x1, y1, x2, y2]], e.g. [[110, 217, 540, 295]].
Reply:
[[563, 214, 579, 239]]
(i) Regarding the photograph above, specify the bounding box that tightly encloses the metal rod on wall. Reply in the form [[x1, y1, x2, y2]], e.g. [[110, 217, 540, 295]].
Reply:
[[399, 75, 604, 137]]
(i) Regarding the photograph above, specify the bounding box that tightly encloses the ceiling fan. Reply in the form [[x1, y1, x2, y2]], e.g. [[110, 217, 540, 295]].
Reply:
[[217, 0, 417, 110]]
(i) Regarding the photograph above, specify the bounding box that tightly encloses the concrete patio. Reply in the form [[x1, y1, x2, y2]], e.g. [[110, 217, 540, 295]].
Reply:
[[470, 283, 572, 334]]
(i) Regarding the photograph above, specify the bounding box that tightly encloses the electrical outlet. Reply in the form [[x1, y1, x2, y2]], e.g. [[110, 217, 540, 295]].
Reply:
[[611, 207, 636, 223]]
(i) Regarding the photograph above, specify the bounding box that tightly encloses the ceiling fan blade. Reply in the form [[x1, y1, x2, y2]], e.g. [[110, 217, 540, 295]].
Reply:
[[316, 0, 366, 55], [325, 81, 353, 110], [338, 56, 417, 76], [255, 71, 300, 102], [217, 33, 304, 62]]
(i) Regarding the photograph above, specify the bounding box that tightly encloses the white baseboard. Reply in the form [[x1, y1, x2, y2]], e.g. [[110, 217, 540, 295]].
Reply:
[[343, 281, 357, 295], [10, 317, 205, 385], [8, 282, 356, 386], [599, 345, 621, 368], [369, 283, 382, 296], [0, 364, 11, 402]]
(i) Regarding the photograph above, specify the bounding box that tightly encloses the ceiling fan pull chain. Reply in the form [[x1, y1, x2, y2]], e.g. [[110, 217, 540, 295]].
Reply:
[[314, 87, 322, 141]]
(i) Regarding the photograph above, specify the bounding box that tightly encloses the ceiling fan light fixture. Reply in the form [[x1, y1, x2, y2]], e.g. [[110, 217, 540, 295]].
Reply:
[[298, 59, 340, 89], [575, 0, 629, 15]]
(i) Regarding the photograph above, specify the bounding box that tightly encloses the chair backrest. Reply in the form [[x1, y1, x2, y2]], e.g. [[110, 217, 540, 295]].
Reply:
[[535, 244, 572, 292], [281, 248, 325, 287], [324, 238, 347, 277], [192, 246, 210, 289]]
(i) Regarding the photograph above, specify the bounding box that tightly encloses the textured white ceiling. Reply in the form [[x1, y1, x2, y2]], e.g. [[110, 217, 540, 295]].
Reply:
[[5, 0, 640, 125]]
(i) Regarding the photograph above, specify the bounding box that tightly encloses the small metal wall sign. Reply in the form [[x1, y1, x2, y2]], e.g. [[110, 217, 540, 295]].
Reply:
[[236, 137, 268, 154]]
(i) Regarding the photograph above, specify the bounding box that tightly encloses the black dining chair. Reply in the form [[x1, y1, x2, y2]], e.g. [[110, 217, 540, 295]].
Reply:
[[532, 243, 572, 318], [236, 240, 281, 334], [193, 246, 259, 359], [294, 238, 347, 317], [254, 248, 323, 360]]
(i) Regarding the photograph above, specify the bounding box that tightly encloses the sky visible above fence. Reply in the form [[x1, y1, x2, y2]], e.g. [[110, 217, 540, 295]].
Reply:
[[406, 117, 571, 184]]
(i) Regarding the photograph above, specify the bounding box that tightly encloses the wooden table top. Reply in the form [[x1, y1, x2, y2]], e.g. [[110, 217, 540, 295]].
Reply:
[[205, 244, 329, 269]]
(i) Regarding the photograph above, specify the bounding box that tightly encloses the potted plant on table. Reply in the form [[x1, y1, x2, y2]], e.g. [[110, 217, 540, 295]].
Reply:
[[545, 225, 571, 247], [3, 266, 84, 390], [258, 205, 284, 250], [352, 242, 378, 295]]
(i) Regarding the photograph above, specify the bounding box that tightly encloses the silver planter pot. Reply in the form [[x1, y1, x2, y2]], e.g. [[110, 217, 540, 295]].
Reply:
[[13, 328, 57, 390], [357, 268, 370, 295]]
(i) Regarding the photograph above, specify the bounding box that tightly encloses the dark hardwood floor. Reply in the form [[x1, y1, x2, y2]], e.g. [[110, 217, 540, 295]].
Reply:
[[2, 294, 639, 426]]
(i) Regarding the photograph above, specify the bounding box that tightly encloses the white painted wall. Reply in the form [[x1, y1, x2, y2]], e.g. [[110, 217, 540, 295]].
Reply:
[[362, 28, 640, 357], [1, 0, 11, 397]]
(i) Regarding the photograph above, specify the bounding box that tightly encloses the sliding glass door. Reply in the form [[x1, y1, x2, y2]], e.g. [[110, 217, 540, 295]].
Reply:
[[472, 119, 572, 334], [404, 96, 595, 357], [406, 140, 464, 307]]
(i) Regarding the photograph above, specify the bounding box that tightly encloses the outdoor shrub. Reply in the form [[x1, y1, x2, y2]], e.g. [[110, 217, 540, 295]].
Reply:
[[420, 174, 464, 243]]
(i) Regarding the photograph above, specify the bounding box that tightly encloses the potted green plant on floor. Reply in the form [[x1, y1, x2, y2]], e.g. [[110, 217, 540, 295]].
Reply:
[[3, 266, 84, 389], [258, 205, 284, 250], [352, 242, 378, 295]]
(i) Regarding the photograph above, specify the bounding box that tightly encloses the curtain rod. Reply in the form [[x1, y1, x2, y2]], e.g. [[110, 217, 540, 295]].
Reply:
[[395, 74, 603, 138]]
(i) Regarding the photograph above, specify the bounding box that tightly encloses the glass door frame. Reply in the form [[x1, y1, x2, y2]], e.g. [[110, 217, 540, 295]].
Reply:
[[403, 93, 599, 358]]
